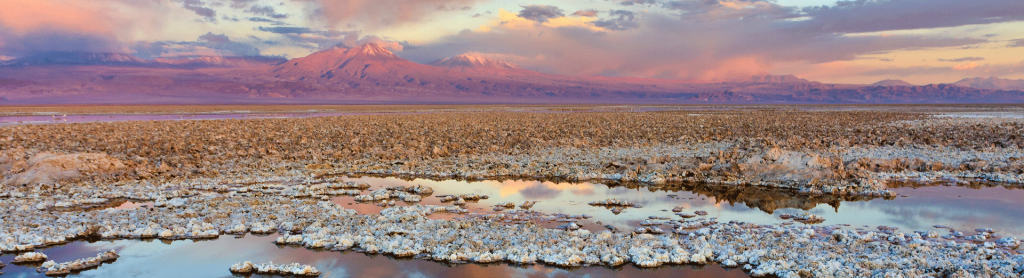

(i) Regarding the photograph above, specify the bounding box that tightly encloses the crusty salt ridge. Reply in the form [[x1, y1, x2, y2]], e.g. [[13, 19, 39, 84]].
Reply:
[[36, 250, 118, 276], [588, 198, 642, 207], [438, 194, 488, 202], [790, 213, 825, 224], [12, 251, 48, 263], [0, 151, 126, 186], [353, 188, 426, 203], [230, 261, 321, 276]]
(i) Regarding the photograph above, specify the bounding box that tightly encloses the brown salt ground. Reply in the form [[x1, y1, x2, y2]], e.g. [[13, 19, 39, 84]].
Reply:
[[2, 105, 1024, 277]]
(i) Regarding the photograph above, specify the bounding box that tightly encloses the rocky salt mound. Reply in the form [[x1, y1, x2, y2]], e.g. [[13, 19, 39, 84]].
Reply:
[[12, 251, 48, 263], [230, 261, 321, 276], [588, 198, 642, 208], [1, 149, 126, 186], [738, 148, 843, 188], [36, 250, 118, 276], [780, 213, 825, 224]]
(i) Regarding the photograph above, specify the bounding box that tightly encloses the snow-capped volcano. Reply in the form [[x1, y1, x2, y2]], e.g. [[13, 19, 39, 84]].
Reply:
[[429, 54, 520, 70], [272, 43, 407, 76]]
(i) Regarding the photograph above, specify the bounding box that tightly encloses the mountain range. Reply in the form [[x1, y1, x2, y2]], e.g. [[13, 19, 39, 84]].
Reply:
[[953, 77, 1024, 91], [0, 43, 1022, 104], [0, 52, 286, 69]]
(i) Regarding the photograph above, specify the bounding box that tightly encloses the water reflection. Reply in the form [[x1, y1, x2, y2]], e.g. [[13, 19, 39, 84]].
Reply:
[[609, 181, 885, 213], [8, 176, 1021, 277], [48, 199, 153, 212], [340, 175, 1024, 237], [0, 235, 748, 278], [827, 185, 1024, 236]]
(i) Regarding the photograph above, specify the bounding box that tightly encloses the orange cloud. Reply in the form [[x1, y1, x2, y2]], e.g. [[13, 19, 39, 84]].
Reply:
[[495, 180, 594, 198], [698, 56, 773, 82], [477, 9, 603, 32], [318, 0, 482, 30], [953, 62, 980, 70], [0, 0, 116, 35]]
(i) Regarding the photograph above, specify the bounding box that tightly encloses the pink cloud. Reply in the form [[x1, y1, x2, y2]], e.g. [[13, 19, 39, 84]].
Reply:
[[355, 36, 404, 51], [0, 0, 165, 55], [315, 0, 482, 29], [953, 62, 980, 71], [0, 0, 117, 36]]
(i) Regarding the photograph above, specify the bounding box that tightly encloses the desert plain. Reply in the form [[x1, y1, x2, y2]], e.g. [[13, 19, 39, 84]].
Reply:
[[1, 104, 1023, 277]]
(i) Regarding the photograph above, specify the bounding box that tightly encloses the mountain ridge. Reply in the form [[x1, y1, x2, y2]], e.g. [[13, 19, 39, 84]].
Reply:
[[0, 47, 1022, 104], [430, 54, 520, 69], [953, 77, 1024, 90], [0, 51, 284, 69], [871, 79, 915, 87]]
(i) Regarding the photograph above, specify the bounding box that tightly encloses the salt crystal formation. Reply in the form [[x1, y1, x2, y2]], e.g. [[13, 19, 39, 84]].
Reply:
[[438, 194, 488, 202], [677, 213, 696, 218], [996, 237, 1021, 248], [588, 199, 642, 208], [634, 227, 666, 234], [13, 251, 48, 263], [791, 213, 825, 224], [354, 188, 425, 203], [558, 222, 581, 231], [2, 152, 126, 186], [230, 261, 321, 276], [386, 184, 434, 194], [324, 181, 371, 190], [36, 250, 118, 276], [520, 201, 538, 209]]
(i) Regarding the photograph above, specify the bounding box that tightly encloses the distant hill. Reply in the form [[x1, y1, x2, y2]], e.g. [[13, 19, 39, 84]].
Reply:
[[153, 56, 286, 68], [871, 79, 914, 86], [953, 77, 1024, 90], [0, 52, 148, 67], [0, 52, 283, 69], [748, 74, 813, 84], [430, 54, 519, 70]]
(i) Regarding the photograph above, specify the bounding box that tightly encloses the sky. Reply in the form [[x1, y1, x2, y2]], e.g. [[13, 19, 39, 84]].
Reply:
[[0, 0, 1023, 84]]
